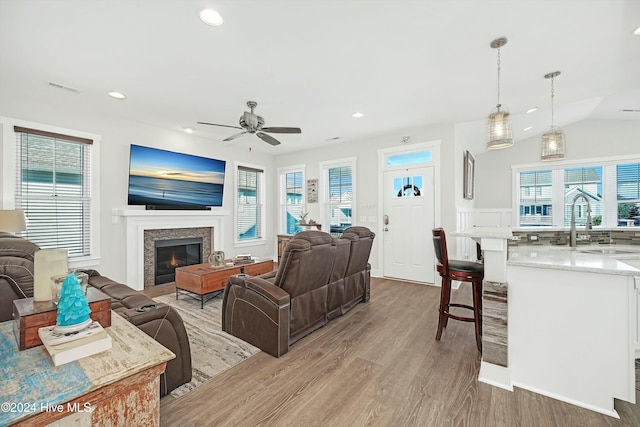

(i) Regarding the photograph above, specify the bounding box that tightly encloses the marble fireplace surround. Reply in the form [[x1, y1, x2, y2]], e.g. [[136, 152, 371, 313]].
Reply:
[[118, 209, 229, 291]]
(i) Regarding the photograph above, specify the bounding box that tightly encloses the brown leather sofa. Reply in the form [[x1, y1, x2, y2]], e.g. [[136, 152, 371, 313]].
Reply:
[[0, 234, 191, 397], [222, 227, 375, 357]]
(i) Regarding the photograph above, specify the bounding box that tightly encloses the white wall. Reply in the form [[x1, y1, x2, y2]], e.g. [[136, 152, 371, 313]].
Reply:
[[0, 99, 275, 284], [474, 119, 640, 210], [274, 122, 457, 274]]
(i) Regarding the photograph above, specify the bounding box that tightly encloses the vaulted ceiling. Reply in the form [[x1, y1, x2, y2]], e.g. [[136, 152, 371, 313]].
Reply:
[[1, 0, 638, 155]]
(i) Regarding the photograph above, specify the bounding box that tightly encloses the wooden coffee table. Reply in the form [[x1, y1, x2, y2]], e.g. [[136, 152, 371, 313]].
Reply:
[[175, 259, 274, 308]]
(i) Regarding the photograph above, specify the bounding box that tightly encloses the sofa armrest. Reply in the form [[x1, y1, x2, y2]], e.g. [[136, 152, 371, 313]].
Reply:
[[118, 303, 192, 396], [227, 276, 289, 306], [222, 276, 290, 357]]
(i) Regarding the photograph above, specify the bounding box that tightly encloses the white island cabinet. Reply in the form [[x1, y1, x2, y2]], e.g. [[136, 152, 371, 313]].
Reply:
[[457, 227, 640, 418]]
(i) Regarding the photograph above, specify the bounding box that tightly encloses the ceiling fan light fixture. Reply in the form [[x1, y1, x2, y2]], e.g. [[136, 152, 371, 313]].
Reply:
[[199, 9, 223, 26], [541, 71, 566, 161], [487, 37, 513, 150]]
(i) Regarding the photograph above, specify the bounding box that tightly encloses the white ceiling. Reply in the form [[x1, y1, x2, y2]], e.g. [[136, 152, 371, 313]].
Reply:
[[1, 0, 639, 155]]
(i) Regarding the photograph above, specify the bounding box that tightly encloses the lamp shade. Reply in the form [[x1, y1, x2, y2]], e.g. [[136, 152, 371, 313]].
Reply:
[[487, 106, 513, 149], [541, 127, 566, 161], [0, 210, 27, 232]]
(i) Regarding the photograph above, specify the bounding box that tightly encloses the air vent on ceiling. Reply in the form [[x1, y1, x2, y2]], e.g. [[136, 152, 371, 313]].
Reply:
[[620, 109, 640, 113], [48, 81, 80, 93]]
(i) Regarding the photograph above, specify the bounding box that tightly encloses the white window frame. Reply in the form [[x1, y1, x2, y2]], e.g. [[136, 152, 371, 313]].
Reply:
[[319, 157, 357, 236], [278, 164, 305, 235], [234, 160, 266, 247], [512, 154, 640, 228], [0, 117, 101, 268]]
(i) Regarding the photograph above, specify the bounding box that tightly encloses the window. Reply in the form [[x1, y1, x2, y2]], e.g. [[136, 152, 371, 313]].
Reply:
[[14, 126, 93, 257], [564, 167, 602, 226], [279, 167, 304, 234], [617, 163, 640, 226], [514, 157, 640, 228], [321, 158, 356, 237], [236, 164, 264, 242], [386, 150, 432, 166]]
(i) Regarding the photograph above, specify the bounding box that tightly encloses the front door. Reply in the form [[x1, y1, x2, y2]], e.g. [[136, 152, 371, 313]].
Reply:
[[382, 166, 435, 283]]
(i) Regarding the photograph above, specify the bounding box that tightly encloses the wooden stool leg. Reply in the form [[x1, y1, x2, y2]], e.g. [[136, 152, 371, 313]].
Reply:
[[435, 277, 451, 341], [472, 280, 483, 352]]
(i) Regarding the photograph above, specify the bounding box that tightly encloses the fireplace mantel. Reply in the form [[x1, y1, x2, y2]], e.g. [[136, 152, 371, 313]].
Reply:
[[117, 209, 230, 290]]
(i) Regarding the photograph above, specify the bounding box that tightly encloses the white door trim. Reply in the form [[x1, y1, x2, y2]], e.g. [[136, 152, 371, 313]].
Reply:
[[376, 140, 441, 281]]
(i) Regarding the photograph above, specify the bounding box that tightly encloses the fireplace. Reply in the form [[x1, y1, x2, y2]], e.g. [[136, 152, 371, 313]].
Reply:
[[154, 237, 203, 285]]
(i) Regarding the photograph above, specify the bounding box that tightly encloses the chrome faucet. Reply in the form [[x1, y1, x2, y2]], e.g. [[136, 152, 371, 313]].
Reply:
[[570, 193, 592, 247]]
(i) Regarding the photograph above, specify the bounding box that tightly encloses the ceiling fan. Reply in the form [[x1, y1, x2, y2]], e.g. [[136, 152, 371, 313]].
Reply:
[[198, 101, 301, 146]]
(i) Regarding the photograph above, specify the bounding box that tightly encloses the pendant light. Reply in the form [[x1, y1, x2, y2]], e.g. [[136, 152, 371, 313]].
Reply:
[[487, 37, 513, 149], [541, 71, 566, 161]]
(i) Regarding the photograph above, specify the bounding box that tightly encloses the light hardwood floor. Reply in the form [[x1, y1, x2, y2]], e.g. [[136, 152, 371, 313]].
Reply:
[[156, 278, 640, 426]]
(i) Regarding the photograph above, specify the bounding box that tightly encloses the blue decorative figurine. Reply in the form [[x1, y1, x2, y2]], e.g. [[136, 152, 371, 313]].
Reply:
[[56, 272, 91, 327]]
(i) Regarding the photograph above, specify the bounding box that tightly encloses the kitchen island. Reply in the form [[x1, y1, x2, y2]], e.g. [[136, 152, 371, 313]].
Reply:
[[460, 227, 640, 418]]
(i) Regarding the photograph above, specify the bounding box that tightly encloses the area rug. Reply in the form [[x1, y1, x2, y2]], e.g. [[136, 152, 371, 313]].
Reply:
[[154, 293, 260, 398]]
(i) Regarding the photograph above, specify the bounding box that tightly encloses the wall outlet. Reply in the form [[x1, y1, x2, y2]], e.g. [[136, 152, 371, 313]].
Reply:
[[512, 235, 521, 241], [577, 234, 591, 240], [528, 234, 538, 241]]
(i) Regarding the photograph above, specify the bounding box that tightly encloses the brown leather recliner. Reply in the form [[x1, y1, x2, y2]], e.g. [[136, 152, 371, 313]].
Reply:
[[222, 228, 375, 357], [222, 230, 336, 357], [340, 226, 375, 312]]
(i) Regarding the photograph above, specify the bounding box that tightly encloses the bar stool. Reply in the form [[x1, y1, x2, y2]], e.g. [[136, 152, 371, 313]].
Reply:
[[432, 228, 484, 352]]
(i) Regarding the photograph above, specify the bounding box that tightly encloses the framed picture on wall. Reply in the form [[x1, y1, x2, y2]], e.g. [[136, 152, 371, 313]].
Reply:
[[307, 179, 318, 203], [463, 150, 475, 200]]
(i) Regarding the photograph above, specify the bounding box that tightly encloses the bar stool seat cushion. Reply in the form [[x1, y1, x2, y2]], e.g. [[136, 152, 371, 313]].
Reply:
[[448, 260, 484, 274]]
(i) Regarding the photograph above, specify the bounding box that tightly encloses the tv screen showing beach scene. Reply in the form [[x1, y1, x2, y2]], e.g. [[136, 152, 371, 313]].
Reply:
[[127, 145, 226, 207]]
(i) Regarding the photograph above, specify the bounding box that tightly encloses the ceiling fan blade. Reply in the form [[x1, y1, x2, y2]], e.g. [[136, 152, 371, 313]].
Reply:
[[197, 121, 243, 130], [256, 132, 281, 146], [223, 131, 248, 142], [261, 127, 302, 134]]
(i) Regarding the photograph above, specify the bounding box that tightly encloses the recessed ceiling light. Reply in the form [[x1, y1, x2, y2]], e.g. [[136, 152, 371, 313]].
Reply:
[[352, 112, 364, 118], [525, 107, 538, 114], [523, 126, 533, 132], [108, 91, 126, 100], [200, 9, 223, 26], [183, 127, 194, 134], [633, 26, 640, 35]]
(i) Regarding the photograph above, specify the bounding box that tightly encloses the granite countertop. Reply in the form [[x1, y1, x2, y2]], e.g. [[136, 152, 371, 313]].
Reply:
[[507, 245, 640, 276], [453, 226, 515, 240]]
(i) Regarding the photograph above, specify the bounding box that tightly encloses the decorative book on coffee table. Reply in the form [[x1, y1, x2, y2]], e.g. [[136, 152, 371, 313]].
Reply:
[[38, 320, 112, 366]]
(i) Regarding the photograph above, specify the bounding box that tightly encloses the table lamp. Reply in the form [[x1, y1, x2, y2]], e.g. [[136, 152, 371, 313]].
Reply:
[[0, 209, 27, 234]]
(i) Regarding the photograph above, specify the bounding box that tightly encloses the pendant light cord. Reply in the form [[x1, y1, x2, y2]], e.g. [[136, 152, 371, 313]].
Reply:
[[496, 47, 501, 107], [550, 76, 555, 128]]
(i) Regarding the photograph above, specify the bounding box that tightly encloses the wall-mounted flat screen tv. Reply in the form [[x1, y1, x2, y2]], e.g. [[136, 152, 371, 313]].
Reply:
[[127, 144, 226, 208]]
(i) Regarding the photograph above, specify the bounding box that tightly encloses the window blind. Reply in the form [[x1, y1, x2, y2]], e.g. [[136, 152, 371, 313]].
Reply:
[[284, 171, 303, 234], [328, 166, 352, 236], [14, 129, 92, 257], [237, 166, 263, 240]]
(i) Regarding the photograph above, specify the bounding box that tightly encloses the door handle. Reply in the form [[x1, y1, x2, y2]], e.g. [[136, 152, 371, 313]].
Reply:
[[383, 215, 389, 225]]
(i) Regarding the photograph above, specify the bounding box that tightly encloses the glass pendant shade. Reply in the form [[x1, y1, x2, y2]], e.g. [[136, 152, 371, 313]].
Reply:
[[487, 105, 513, 149], [541, 127, 566, 161], [541, 71, 565, 161], [486, 37, 513, 150]]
